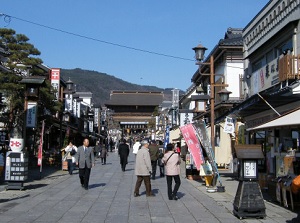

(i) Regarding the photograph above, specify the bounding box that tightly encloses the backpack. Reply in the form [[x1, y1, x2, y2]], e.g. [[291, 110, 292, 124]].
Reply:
[[70, 148, 76, 156]]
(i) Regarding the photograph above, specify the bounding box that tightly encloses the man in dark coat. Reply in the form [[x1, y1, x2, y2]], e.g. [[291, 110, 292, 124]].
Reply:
[[148, 140, 159, 180], [118, 138, 130, 172]]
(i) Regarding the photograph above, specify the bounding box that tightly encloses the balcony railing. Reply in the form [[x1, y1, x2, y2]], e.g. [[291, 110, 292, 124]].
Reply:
[[279, 54, 300, 82]]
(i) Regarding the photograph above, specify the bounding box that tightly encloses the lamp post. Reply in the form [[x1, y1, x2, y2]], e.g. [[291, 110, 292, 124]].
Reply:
[[193, 44, 231, 155]]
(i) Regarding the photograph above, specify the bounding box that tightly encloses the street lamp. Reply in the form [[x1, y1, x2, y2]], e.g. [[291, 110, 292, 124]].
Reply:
[[217, 88, 232, 102], [193, 44, 230, 155]]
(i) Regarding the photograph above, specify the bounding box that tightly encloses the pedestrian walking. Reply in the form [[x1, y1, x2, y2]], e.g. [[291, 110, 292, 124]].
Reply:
[[133, 140, 154, 197], [148, 140, 159, 180], [100, 143, 108, 165], [175, 142, 181, 155], [163, 143, 181, 200], [132, 139, 141, 156], [118, 138, 130, 171], [109, 138, 114, 152], [94, 141, 101, 159], [63, 140, 78, 175], [158, 147, 165, 177], [76, 138, 95, 190]]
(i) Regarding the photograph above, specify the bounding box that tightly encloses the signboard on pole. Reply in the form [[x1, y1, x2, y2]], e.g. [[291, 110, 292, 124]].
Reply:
[[180, 124, 204, 170], [224, 116, 235, 134], [26, 102, 37, 128]]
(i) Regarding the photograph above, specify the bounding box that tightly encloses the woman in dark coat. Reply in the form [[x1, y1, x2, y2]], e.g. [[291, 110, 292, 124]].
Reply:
[[118, 138, 130, 171], [100, 143, 108, 165]]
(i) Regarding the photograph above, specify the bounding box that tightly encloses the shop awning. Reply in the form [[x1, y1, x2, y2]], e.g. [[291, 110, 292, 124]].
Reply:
[[216, 82, 300, 124], [170, 128, 181, 142], [247, 108, 300, 131]]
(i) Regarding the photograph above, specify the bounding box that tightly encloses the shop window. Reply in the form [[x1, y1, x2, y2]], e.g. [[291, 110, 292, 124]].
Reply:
[[266, 49, 274, 64], [255, 131, 265, 144], [292, 129, 300, 150], [215, 125, 220, 147], [252, 57, 263, 72]]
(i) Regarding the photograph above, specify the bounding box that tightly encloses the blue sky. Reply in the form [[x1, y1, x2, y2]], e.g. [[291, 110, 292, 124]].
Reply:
[[1, 0, 269, 90]]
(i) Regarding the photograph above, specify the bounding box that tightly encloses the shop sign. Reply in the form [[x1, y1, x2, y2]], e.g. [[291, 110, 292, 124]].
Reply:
[[224, 116, 235, 134], [50, 68, 60, 100], [26, 102, 37, 128]]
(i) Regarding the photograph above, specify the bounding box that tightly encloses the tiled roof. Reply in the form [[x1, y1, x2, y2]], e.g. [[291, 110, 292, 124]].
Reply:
[[219, 27, 243, 46], [106, 91, 163, 106]]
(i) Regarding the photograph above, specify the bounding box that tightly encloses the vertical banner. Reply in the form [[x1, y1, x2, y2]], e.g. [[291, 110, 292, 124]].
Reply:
[[224, 116, 235, 134], [26, 102, 37, 128], [65, 94, 73, 111], [193, 120, 222, 186], [37, 120, 45, 166], [50, 68, 60, 100], [180, 124, 204, 170], [89, 120, 94, 133], [94, 107, 99, 128], [164, 125, 170, 149], [180, 112, 193, 127]]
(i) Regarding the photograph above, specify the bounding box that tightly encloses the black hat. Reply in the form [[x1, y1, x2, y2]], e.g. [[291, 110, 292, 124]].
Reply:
[[166, 143, 173, 151]]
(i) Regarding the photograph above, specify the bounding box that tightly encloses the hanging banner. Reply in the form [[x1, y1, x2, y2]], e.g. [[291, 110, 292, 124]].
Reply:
[[164, 125, 170, 149], [224, 116, 235, 134], [180, 112, 193, 127], [37, 120, 45, 166], [50, 68, 60, 100], [26, 102, 37, 128], [180, 124, 204, 170], [193, 120, 222, 186]]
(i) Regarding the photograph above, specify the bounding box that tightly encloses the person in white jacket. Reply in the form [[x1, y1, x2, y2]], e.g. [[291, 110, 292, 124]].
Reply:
[[163, 143, 181, 200], [63, 140, 78, 175], [132, 139, 141, 155]]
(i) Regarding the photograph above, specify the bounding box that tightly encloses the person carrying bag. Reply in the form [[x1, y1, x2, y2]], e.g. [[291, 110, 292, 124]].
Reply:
[[163, 143, 181, 200]]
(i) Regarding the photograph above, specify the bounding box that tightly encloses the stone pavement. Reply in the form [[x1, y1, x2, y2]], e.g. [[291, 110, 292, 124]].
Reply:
[[0, 151, 299, 223]]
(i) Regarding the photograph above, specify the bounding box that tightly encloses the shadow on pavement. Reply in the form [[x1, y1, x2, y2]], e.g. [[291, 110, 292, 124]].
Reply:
[[287, 214, 300, 223], [0, 202, 19, 213], [25, 183, 48, 190], [89, 183, 106, 189], [27, 165, 64, 182], [0, 194, 30, 204]]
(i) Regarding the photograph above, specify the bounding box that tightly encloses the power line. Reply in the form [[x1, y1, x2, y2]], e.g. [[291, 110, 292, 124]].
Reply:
[[0, 13, 194, 62]]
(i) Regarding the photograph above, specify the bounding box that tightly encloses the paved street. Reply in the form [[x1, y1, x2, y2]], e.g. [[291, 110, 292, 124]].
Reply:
[[0, 151, 299, 223]]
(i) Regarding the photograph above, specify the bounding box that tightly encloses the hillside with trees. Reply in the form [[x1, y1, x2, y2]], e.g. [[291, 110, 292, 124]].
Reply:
[[60, 68, 177, 105]]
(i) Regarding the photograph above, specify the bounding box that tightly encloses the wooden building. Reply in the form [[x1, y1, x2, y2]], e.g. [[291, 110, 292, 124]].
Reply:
[[105, 91, 163, 137]]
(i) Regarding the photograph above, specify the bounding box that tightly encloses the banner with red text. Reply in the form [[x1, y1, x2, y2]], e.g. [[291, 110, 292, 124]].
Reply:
[[180, 124, 204, 170], [37, 120, 45, 166], [50, 68, 60, 100]]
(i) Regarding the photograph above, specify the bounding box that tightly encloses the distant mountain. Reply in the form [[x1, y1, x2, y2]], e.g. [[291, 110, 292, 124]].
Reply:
[[60, 68, 178, 105]]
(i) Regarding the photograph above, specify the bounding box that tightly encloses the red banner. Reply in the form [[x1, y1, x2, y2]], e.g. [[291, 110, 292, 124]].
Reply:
[[50, 68, 60, 80], [37, 120, 45, 166], [180, 124, 204, 170], [50, 68, 60, 100]]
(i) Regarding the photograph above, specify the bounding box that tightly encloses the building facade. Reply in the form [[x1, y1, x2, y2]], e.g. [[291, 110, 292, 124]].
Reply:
[[235, 0, 300, 176]]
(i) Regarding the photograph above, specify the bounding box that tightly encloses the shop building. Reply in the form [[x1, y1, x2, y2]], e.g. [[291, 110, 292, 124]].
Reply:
[[105, 91, 163, 138], [185, 27, 244, 167], [220, 0, 300, 177]]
